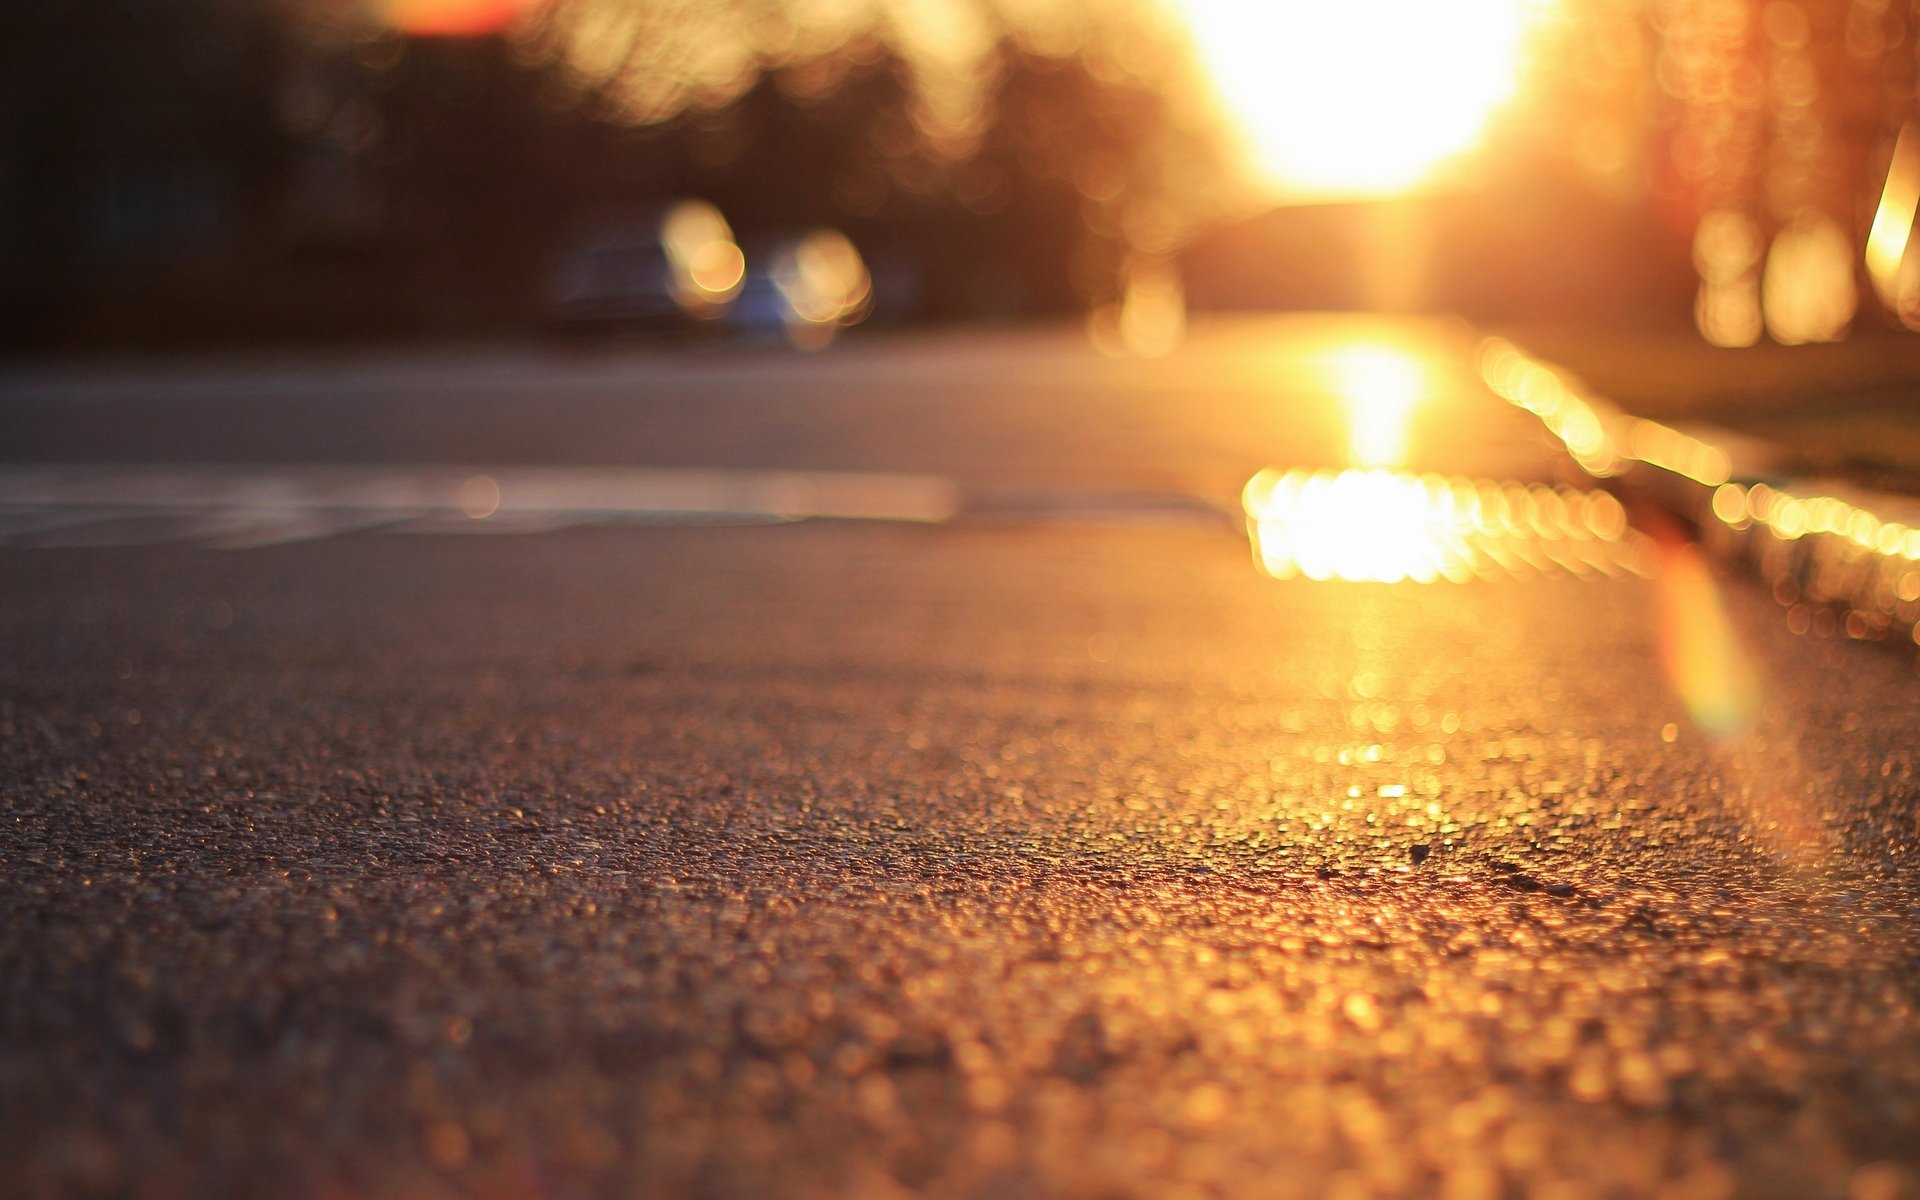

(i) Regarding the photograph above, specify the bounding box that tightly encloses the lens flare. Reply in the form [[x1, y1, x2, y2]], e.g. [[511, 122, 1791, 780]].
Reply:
[[1650, 525, 1759, 738]]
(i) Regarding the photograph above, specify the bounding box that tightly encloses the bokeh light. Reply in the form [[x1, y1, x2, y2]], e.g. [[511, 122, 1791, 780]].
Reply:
[[1761, 218, 1856, 346], [1489, 338, 1920, 655], [1692, 210, 1765, 349], [1865, 124, 1920, 321], [738, 230, 874, 350], [1244, 467, 1642, 584], [1477, 339, 1619, 478], [661, 200, 746, 315]]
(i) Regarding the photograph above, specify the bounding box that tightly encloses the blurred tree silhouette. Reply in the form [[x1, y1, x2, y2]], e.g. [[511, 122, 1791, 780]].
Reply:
[[0, 0, 295, 344], [0, 0, 1235, 349]]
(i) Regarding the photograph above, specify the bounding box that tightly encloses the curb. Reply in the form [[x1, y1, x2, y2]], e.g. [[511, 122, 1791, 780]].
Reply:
[[1483, 338, 1920, 662]]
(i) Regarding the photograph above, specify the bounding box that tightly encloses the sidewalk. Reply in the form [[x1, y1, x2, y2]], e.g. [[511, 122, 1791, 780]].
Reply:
[[1488, 331, 1920, 661], [1505, 324, 1920, 490]]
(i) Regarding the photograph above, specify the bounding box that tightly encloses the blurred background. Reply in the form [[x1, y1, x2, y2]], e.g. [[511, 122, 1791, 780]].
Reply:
[[5, 0, 1920, 355]]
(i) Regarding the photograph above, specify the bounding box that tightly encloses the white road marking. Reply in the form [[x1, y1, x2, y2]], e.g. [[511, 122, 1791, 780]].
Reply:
[[0, 464, 960, 548]]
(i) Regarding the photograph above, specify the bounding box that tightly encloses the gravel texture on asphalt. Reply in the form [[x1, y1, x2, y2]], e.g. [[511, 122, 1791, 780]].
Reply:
[[5, 523, 1919, 1200]]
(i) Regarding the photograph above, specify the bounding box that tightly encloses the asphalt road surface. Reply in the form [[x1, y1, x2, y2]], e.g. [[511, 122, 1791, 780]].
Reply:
[[4, 317, 1918, 1200]]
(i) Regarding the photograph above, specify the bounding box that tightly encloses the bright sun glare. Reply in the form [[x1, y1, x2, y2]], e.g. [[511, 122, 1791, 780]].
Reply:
[[1326, 344, 1426, 468], [1174, 0, 1548, 200]]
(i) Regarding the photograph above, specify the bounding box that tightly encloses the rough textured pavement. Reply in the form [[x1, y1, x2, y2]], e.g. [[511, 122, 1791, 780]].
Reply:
[[4, 319, 1920, 1200]]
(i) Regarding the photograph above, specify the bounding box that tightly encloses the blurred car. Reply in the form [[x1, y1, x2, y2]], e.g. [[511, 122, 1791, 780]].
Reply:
[[545, 200, 745, 336], [726, 229, 872, 349]]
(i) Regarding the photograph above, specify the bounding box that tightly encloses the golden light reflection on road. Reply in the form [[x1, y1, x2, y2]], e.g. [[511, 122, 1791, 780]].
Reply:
[[1325, 344, 1426, 468], [1174, 0, 1550, 199], [1244, 468, 1641, 584]]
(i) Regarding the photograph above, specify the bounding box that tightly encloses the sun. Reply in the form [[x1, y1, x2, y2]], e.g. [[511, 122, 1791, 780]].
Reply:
[[1173, 0, 1549, 201]]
